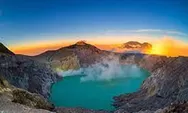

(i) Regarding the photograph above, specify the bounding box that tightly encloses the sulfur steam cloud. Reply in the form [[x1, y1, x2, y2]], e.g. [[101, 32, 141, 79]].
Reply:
[[57, 56, 143, 82]]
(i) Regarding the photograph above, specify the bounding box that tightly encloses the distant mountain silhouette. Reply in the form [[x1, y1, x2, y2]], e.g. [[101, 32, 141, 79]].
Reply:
[[119, 41, 152, 53], [121, 41, 152, 49]]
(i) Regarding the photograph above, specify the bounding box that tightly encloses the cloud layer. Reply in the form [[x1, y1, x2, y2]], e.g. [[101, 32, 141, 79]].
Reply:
[[107, 29, 187, 36]]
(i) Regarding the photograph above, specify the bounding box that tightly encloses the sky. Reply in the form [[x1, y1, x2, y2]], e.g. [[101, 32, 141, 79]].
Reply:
[[0, 0, 188, 55]]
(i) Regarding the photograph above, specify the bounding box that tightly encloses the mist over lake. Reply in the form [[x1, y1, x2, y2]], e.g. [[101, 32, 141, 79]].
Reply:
[[50, 64, 150, 110]]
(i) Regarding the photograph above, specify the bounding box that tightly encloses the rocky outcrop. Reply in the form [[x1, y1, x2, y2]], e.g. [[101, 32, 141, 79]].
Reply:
[[0, 75, 12, 94], [114, 54, 188, 113], [12, 88, 54, 110], [0, 98, 54, 113], [50, 54, 80, 71], [0, 53, 59, 98], [0, 75, 55, 113], [154, 101, 188, 113]]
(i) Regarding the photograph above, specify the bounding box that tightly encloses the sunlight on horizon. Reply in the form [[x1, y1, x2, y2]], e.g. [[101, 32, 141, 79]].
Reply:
[[149, 37, 188, 57], [8, 37, 188, 57]]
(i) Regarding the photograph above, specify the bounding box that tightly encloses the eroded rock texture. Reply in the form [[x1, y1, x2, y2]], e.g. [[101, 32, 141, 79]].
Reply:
[[0, 75, 55, 113], [114, 55, 188, 113], [0, 54, 59, 98]]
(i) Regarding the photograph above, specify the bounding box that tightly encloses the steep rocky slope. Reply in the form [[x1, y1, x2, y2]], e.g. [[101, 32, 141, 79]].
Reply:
[[0, 42, 59, 112], [114, 54, 188, 113], [0, 75, 54, 113], [0, 53, 59, 98], [0, 43, 14, 55]]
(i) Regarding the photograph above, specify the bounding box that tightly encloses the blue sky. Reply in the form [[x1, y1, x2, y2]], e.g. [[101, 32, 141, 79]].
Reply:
[[0, 0, 188, 46]]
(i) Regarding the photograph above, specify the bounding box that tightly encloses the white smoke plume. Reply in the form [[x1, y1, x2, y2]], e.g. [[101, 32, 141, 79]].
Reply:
[[57, 55, 143, 82]]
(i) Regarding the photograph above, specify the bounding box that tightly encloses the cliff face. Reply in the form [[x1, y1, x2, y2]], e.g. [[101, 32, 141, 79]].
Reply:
[[114, 54, 188, 113], [0, 54, 59, 98], [0, 43, 59, 112], [0, 43, 59, 98]]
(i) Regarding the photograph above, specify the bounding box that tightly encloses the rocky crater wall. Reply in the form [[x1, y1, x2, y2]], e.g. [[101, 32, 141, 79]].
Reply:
[[114, 54, 188, 113]]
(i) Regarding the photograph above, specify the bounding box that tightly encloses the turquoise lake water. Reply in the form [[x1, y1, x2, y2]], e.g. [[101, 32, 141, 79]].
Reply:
[[50, 65, 150, 110]]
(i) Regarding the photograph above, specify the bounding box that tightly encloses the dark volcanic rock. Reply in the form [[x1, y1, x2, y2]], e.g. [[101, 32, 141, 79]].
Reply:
[[0, 43, 59, 98], [0, 75, 54, 113], [0, 43, 14, 55], [154, 101, 188, 113], [114, 55, 188, 113], [55, 107, 109, 113], [12, 88, 54, 110], [0, 53, 59, 98]]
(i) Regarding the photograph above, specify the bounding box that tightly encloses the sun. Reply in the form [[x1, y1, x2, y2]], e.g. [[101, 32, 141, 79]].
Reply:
[[149, 38, 177, 56], [150, 43, 166, 56]]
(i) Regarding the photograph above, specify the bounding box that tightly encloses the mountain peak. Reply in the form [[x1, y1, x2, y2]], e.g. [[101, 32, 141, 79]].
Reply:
[[75, 40, 87, 46]]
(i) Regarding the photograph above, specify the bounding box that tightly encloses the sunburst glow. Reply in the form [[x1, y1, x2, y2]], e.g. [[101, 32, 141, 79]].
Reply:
[[150, 37, 188, 57]]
